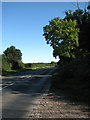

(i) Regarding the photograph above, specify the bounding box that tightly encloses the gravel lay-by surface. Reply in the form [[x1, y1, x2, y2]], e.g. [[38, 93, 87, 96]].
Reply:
[[28, 92, 89, 118]]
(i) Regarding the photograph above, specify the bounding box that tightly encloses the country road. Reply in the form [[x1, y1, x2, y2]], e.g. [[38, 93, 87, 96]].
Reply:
[[1, 67, 89, 119], [2, 67, 55, 118]]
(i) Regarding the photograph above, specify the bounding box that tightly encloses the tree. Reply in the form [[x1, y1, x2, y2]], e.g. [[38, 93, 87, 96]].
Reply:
[[50, 61, 56, 66], [4, 46, 22, 63], [43, 17, 79, 61], [3, 46, 23, 70], [64, 8, 90, 51]]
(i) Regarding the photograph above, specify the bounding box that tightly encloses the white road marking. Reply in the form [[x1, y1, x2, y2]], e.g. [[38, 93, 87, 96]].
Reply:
[[0, 82, 15, 90], [1, 75, 32, 90]]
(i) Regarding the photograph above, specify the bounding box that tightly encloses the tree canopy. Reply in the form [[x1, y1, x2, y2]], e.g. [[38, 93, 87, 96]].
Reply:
[[3, 46, 23, 70], [4, 46, 22, 63], [64, 8, 90, 51], [43, 17, 79, 60], [43, 6, 90, 62]]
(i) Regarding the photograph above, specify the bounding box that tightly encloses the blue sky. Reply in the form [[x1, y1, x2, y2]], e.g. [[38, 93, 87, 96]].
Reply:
[[2, 2, 88, 63]]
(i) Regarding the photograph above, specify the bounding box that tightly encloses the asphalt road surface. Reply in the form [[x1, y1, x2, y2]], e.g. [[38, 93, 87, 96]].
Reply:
[[2, 67, 55, 118]]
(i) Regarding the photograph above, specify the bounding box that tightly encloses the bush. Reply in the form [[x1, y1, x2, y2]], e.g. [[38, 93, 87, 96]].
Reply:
[[24, 63, 31, 68], [2, 55, 12, 71], [12, 61, 25, 70], [51, 55, 89, 103]]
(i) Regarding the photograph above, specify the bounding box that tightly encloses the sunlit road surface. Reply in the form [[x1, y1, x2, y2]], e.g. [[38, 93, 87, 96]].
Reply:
[[2, 67, 55, 118]]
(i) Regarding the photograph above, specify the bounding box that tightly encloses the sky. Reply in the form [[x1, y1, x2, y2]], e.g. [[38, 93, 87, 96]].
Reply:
[[2, 2, 88, 63]]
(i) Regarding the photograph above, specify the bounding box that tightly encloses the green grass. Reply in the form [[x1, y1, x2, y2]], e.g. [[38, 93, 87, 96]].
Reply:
[[2, 68, 27, 76], [24, 62, 56, 69], [2, 61, 57, 76], [30, 66, 53, 69], [2, 64, 55, 76]]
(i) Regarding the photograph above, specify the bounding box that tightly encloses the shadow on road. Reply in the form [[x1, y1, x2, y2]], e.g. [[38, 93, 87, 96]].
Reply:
[[10, 75, 51, 94], [2, 68, 54, 118], [48, 89, 89, 114]]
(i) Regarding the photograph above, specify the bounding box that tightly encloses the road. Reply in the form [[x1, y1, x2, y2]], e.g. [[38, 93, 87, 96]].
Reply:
[[2, 67, 55, 118], [1, 67, 89, 119]]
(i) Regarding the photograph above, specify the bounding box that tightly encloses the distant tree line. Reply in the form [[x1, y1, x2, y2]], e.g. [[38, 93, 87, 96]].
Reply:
[[25, 61, 57, 68]]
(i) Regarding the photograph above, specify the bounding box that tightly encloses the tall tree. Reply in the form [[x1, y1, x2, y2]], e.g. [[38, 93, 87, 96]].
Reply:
[[43, 17, 79, 61], [64, 8, 90, 51]]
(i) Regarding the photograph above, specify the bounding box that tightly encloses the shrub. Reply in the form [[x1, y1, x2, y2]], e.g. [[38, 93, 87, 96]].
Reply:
[[24, 63, 31, 68], [51, 54, 89, 103], [2, 55, 12, 71], [12, 61, 25, 70]]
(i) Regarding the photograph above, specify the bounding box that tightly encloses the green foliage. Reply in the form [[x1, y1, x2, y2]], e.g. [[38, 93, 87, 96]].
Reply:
[[4, 46, 22, 63], [2, 55, 12, 71], [64, 8, 90, 51], [50, 61, 56, 66], [43, 7, 89, 103], [51, 55, 89, 102], [3, 46, 23, 70], [64, 8, 89, 26], [2, 46, 24, 72], [2, 55, 25, 76], [87, 5, 90, 10], [25, 62, 56, 69], [24, 63, 31, 68], [43, 18, 79, 60], [12, 60, 25, 70]]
